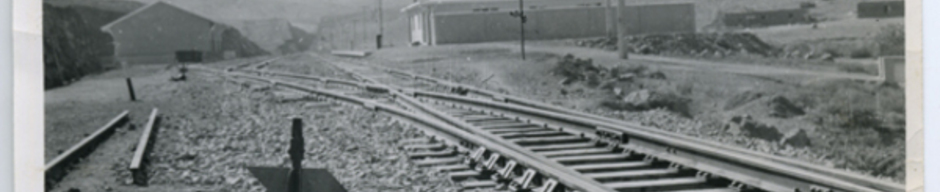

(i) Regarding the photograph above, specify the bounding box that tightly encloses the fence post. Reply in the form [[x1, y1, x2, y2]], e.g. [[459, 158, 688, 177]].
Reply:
[[126, 78, 137, 101]]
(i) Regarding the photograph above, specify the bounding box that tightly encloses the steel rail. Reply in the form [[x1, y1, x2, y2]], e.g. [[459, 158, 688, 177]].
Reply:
[[219, 58, 899, 192], [353, 62, 904, 192], [129, 108, 160, 185], [412, 90, 889, 192], [390, 87, 615, 192], [278, 67, 618, 191], [45, 110, 130, 189], [302, 58, 878, 192], [218, 68, 618, 192]]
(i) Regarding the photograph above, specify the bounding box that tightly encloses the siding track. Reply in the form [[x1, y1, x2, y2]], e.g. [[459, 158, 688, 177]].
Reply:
[[198, 54, 902, 192]]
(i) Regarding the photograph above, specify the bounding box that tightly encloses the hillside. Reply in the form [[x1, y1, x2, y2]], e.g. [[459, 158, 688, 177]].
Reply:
[[44, 0, 144, 12], [317, 7, 410, 50], [43, 3, 131, 89]]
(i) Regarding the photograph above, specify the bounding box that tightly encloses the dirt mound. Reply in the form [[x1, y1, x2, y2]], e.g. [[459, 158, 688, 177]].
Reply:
[[767, 96, 805, 118], [575, 33, 788, 58]]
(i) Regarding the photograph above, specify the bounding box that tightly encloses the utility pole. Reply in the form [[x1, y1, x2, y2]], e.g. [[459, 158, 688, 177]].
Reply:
[[349, 22, 355, 49], [509, 0, 527, 60], [617, 0, 628, 59], [606, 0, 613, 39], [376, 0, 384, 49]]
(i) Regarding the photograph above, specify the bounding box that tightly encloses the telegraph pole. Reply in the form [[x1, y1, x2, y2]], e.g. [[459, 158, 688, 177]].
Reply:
[[509, 0, 527, 60], [617, 0, 628, 59], [349, 22, 355, 49], [376, 0, 384, 49], [606, 0, 613, 38]]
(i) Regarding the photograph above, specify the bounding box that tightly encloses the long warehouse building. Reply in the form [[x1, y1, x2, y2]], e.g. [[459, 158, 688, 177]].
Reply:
[[402, 0, 696, 46]]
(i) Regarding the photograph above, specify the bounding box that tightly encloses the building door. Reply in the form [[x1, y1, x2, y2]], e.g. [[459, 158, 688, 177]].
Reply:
[[411, 14, 424, 46]]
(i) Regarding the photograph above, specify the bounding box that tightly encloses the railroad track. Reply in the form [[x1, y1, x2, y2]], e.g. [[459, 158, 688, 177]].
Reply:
[[206, 54, 903, 192], [45, 108, 161, 191]]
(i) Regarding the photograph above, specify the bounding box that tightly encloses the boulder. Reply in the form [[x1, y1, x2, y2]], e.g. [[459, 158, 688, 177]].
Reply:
[[645, 71, 667, 79], [617, 73, 636, 81], [622, 89, 652, 106], [768, 96, 805, 118], [780, 128, 812, 148], [724, 115, 783, 142]]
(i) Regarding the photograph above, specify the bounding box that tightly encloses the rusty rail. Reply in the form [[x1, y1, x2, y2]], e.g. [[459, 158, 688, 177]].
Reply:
[[130, 108, 160, 185], [45, 110, 130, 189]]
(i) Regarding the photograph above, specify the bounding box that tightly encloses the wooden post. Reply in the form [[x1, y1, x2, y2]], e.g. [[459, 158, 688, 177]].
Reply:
[[376, 35, 383, 49], [287, 117, 304, 192], [125, 78, 137, 101], [510, 0, 527, 60], [519, 0, 526, 60]]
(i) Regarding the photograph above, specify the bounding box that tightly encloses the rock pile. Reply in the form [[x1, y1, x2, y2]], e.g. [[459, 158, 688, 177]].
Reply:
[[574, 33, 833, 60], [725, 115, 812, 148], [767, 96, 805, 118], [603, 89, 692, 117], [551, 54, 606, 86], [576, 33, 780, 57], [550, 54, 691, 116], [551, 54, 664, 87]]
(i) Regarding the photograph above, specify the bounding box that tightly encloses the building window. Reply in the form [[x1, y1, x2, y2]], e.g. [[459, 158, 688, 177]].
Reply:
[[885, 6, 892, 13]]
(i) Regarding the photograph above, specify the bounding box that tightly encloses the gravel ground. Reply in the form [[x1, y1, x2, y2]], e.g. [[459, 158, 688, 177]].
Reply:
[[264, 53, 359, 80], [47, 58, 461, 191]]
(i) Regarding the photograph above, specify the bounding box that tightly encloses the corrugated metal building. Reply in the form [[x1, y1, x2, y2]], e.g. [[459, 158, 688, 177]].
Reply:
[[722, 9, 812, 28], [402, 0, 695, 46], [100, 1, 265, 64], [857, 1, 904, 18]]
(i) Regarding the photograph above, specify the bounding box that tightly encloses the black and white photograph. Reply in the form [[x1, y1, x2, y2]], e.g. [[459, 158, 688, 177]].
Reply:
[[39, 0, 914, 191]]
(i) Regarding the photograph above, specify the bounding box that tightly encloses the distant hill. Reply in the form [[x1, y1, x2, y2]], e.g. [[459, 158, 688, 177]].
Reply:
[[239, 18, 318, 54], [44, 0, 144, 12], [317, 7, 409, 50], [128, 0, 415, 31], [241, 18, 296, 53]]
